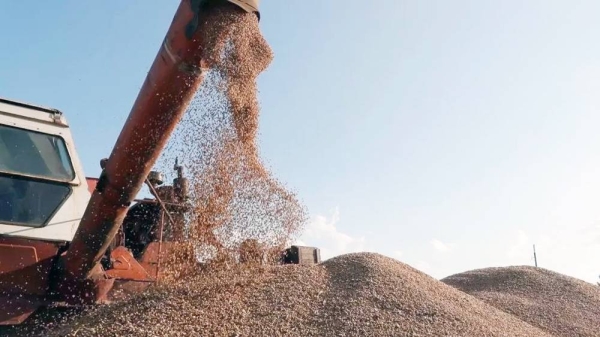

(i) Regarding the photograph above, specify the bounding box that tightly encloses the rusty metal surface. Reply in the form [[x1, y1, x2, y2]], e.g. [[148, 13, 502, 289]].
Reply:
[[140, 242, 181, 264], [139, 242, 189, 279], [0, 236, 62, 325], [55, 263, 115, 306], [0, 236, 63, 297], [0, 294, 44, 325], [0, 244, 38, 272], [105, 246, 154, 282], [62, 0, 228, 281]]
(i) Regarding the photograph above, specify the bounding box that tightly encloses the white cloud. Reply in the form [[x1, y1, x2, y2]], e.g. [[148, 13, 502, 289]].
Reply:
[[430, 238, 454, 253], [393, 250, 404, 259], [414, 260, 432, 273], [296, 207, 366, 260]]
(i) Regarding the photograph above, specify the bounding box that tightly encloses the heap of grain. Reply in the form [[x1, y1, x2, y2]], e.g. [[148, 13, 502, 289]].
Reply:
[[0, 7, 562, 337], [158, 4, 306, 268], [443, 266, 600, 337], [34, 253, 552, 337]]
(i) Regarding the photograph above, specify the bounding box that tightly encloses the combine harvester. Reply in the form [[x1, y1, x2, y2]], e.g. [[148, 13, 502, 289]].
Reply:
[[0, 0, 319, 325]]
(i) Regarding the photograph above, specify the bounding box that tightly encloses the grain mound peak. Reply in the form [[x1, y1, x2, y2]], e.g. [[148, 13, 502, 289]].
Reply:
[[313, 253, 551, 337], [24, 253, 556, 337], [442, 265, 600, 337]]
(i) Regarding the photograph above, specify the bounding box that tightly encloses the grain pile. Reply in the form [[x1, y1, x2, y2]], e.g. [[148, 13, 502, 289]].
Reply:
[[0, 5, 564, 337], [443, 266, 600, 337], [25, 253, 553, 337], [158, 3, 306, 265], [41, 264, 328, 337], [312, 253, 551, 337]]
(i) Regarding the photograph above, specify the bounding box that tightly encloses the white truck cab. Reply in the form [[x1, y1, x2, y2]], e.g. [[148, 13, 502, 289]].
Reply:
[[0, 98, 91, 242]]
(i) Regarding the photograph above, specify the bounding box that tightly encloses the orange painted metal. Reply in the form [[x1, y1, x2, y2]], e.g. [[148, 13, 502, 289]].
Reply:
[[56, 262, 115, 305], [140, 242, 184, 265], [0, 244, 39, 272], [138, 242, 189, 280], [0, 237, 64, 325], [140, 242, 163, 265], [86, 177, 98, 194], [63, 0, 238, 282], [105, 246, 154, 282], [0, 237, 63, 297]]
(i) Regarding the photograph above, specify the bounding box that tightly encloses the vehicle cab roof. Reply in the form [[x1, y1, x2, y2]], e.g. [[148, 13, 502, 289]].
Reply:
[[0, 97, 68, 127]]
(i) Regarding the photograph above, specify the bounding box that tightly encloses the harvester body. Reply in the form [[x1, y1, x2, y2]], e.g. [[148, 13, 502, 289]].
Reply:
[[0, 0, 256, 325], [0, 0, 318, 326], [0, 99, 93, 324]]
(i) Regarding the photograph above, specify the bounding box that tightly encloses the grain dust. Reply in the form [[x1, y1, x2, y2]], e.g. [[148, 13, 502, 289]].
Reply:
[[156, 5, 306, 272], [0, 5, 577, 337]]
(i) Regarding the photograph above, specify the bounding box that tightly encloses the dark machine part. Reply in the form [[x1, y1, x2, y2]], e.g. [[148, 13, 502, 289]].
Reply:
[[147, 171, 164, 186], [122, 203, 162, 259], [121, 162, 190, 259], [282, 246, 322, 265], [173, 158, 189, 203]]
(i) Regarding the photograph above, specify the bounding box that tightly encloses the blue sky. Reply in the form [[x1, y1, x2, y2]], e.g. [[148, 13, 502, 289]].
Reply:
[[2, 1, 600, 283]]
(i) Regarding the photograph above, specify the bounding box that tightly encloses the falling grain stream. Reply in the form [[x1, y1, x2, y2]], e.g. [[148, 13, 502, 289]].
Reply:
[[4, 7, 600, 337]]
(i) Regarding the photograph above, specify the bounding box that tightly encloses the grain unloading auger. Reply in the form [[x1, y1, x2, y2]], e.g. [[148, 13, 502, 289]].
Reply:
[[0, 0, 320, 325]]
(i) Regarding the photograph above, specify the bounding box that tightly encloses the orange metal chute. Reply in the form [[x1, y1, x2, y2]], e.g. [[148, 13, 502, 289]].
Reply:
[[105, 247, 154, 282], [62, 0, 248, 287], [0, 0, 265, 324]]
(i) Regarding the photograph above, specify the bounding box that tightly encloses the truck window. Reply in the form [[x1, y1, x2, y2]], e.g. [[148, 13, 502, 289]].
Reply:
[[0, 124, 75, 181], [0, 175, 71, 227]]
